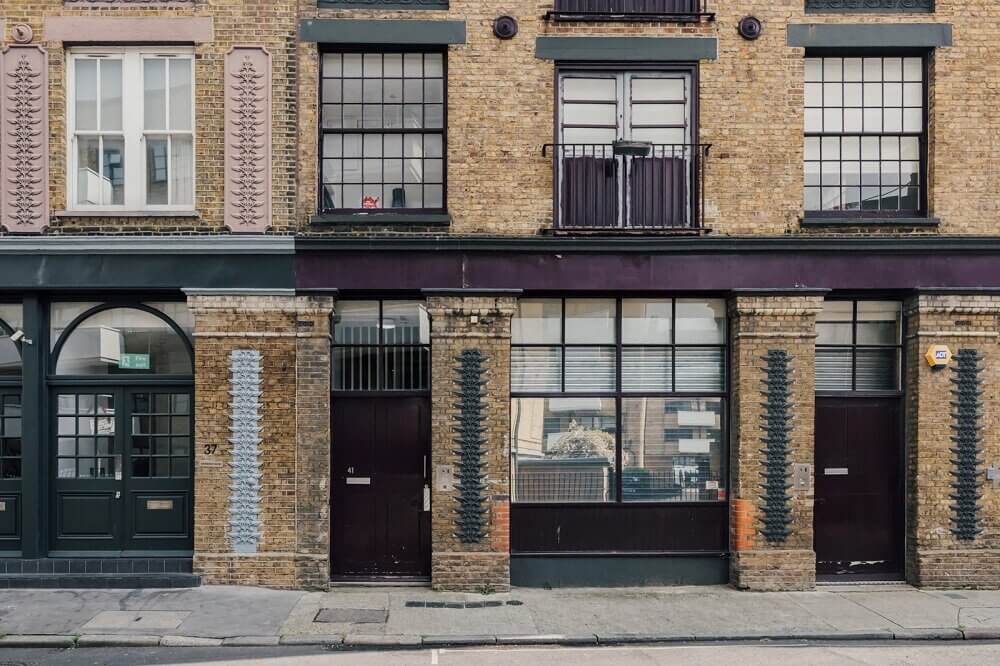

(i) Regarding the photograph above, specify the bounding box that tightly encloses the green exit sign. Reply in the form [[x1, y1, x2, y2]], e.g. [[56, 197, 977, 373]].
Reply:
[[119, 353, 150, 370]]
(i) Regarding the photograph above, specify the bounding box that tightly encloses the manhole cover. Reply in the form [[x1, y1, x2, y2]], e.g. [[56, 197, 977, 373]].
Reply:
[[314, 608, 387, 624]]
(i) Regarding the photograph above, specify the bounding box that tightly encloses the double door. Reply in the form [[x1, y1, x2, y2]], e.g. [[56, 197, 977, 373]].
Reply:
[[51, 387, 193, 554], [331, 397, 431, 577]]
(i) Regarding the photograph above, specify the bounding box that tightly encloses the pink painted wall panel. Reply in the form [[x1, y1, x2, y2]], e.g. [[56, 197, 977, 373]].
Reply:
[[1, 45, 48, 234], [224, 47, 272, 233]]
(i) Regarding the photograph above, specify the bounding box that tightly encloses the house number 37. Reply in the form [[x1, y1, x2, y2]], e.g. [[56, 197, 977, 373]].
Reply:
[[203, 443, 219, 455]]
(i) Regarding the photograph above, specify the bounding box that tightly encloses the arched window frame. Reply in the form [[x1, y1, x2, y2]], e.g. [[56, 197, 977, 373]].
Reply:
[[50, 303, 194, 379], [0, 315, 23, 380]]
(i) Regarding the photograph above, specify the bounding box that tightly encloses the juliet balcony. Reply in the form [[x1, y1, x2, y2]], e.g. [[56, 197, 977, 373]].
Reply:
[[544, 142, 710, 232]]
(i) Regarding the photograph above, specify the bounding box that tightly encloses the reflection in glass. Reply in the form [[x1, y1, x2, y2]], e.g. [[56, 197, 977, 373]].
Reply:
[[511, 398, 617, 503], [622, 398, 723, 502], [55, 308, 192, 375]]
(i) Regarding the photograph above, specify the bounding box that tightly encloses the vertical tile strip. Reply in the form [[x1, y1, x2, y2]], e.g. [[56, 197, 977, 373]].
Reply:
[[454, 348, 487, 543], [229, 349, 263, 553], [224, 47, 271, 233], [760, 349, 793, 544], [1, 45, 48, 233], [950, 348, 983, 541]]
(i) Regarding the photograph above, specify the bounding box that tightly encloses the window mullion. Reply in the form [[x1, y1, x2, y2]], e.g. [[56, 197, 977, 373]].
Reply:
[[124, 53, 144, 210]]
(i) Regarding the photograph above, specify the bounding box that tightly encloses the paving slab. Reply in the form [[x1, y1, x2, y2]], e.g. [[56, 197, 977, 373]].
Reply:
[[957, 606, 1000, 628], [784, 591, 901, 632], [836, 589, 962, 629], [82, 610, 190, 632]]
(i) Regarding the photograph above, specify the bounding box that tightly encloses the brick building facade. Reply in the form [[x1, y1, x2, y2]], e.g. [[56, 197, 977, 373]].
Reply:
[[0, 0, 998, 591]]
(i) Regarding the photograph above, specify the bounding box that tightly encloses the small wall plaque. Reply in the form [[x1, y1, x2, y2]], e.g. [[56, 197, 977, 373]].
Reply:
[[435, 464, 454, 492], [147, 499, 174, 510]]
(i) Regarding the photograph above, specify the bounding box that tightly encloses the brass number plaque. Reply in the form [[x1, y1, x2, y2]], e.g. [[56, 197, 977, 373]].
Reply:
[[146, 499, 174, 511]]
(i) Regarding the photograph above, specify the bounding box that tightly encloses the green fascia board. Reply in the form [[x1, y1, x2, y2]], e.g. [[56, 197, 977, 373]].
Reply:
[[299, 19, 466, 44], [787, 23, 952, 48], [535, 36, 718, 61]]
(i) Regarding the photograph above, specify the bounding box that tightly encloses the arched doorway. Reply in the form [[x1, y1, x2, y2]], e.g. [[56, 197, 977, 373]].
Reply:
[[49, 304, 194, 555]]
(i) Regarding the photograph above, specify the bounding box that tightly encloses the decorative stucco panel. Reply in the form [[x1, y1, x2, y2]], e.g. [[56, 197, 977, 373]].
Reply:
[[228, 349, 264, 554], [224, 47, 272, 233], [1, 46, 48, 234]]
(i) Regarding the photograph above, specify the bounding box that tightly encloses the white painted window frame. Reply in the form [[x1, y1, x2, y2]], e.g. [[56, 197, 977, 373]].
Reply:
[[67, 47, 196, 213]]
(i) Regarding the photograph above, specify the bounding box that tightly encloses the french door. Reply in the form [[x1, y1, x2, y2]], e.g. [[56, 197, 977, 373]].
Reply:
[[51, 387, 193, 554], [557, 70, 694, 228]]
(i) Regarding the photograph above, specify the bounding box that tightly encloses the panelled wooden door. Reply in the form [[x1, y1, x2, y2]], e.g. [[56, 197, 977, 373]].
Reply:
[[51, 388, 193, 554], [331, 397, 431, 577], [815, 397, 903, 577]]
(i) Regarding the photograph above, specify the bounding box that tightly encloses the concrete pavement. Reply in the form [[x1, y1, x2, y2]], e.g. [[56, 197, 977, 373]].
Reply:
[[0, 584, 999, 648]]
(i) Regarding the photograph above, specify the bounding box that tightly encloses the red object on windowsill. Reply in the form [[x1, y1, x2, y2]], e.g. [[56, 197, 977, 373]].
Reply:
[[362, 195, 380, 209]]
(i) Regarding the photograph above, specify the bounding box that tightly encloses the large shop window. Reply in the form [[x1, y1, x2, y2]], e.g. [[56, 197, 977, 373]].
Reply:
[[50, 303, 194, 376], [554, 69, 700, 230], [511, 298, 726, 504], [804, 56, 926, 217], [67, 48, 195, 211], [332, 300, 430, 391], [816, 300, 901, 392], [320, 51, 446, 213]]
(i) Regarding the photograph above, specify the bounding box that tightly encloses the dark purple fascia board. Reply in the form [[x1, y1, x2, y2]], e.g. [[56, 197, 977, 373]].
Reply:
[[294, 236, 1000, 293]]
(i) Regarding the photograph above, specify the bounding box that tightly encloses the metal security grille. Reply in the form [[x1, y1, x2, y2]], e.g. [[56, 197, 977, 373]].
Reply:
[[319, 51, 446, 213], [332, 300, 430, 392], [804, 56, 926, 216], [816, 300, 902, 393]]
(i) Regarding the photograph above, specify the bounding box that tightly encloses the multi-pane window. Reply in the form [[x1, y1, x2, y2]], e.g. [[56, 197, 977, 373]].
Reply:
[[320, 52, 446, 212], [816, 300, 902, 392], [56, 393, 116, 479], [804, 56, 925, 215], [130, 393, 191, 478], [0, 395, 21, 479], [556, 70, 698, 228], [332, 300, 430, 391], [68, 49, 194, 211], [511, 298, 726, 504]]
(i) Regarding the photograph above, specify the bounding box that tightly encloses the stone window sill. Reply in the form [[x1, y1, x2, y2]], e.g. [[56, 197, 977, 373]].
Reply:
[[310, 213, 451, 226], [52, 210, 201, 219], [800, 215, 940, 228]]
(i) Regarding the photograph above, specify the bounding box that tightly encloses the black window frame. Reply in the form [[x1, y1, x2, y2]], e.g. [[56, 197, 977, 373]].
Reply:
[[545, 0, 714, 23], [803, 50, 929, 220], [331, 298, 431, 394], [318, 47, 448, 216], [816, 298, 904, 395], [510, 296, 728, 507]]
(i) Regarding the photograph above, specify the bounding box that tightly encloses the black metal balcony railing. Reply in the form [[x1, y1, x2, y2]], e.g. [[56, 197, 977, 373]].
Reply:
[[543, 143, 710, 231], [546, 0, 714, 22]]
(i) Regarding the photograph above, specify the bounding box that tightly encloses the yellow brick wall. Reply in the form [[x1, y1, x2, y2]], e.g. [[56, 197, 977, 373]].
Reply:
[[296, 1, 1000, 236], [1, 0, 299, 233]]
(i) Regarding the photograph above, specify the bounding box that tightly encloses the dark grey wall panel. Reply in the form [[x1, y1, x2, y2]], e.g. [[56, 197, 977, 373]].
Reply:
[[299, 19, 466, 44], [787, 23, 952, 48], [511, 555, 728, 587]]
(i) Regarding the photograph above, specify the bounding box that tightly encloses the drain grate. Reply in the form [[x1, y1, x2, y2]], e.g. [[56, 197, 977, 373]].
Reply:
[[314, 608, 387, 624], [405, 600, 522, 609]]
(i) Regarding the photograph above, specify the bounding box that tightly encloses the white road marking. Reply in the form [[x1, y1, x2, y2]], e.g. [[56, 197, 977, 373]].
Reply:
[[431, 648, 439, 664]]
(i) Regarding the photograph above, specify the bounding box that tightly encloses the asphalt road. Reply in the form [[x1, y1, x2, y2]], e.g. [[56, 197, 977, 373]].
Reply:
[[1, 641, 1000, 665]]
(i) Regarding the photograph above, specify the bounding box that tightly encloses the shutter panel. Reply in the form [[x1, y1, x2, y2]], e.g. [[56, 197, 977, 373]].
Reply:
[[674, 347, 724, 392], [554, 0, 700, 13], [565, 347, 616, 392], [815, 348, 853, 392], [855, 348, 899, 391], [628, 156, 687, 229], [512, 347, 562, 392], [561, 156, 618, 228], [622, 347, 672, 392]]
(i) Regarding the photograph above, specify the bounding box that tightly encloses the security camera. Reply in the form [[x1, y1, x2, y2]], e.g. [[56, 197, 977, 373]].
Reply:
[[9, 330, 24, 343]]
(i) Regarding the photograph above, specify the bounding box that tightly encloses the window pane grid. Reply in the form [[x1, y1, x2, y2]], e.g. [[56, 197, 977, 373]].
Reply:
[[321, 52, 445, 212], [804, 56, 924, 214], [332, 300, 430, 392], [56, 393, 116, 479], [130, 392, 191, 479], [0, 394, 22, 480], [816, 300, 902, 393]]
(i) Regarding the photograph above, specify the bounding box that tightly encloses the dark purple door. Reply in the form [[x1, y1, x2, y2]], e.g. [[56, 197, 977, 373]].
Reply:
[[815, 397, 903, 578], [331, 397, 430, 577]]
